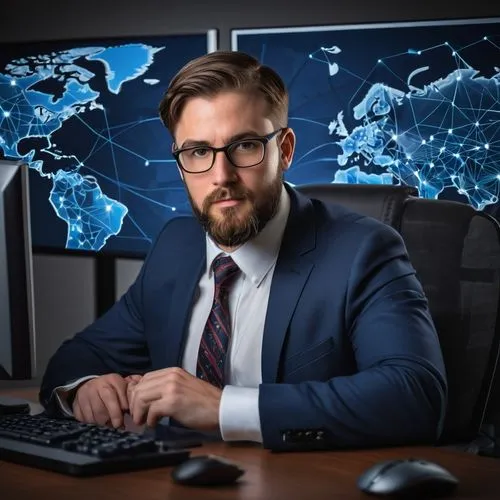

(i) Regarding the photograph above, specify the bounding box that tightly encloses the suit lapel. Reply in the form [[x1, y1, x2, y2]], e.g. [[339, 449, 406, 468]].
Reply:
[[160, 223, 206, 368], [261, 187, 317, 383]]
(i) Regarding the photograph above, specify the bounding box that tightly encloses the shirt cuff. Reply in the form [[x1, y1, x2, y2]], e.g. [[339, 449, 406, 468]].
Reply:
[[219, 385, 263, 443], [54, 375, 98, 417]]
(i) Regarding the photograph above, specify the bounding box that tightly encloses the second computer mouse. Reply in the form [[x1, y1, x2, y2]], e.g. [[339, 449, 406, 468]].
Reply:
[[171, 454, 245, 486], [358, 457, 459, 497]]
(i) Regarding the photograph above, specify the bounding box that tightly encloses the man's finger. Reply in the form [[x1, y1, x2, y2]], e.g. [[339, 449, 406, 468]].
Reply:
[[107, 376, 129, 411], [141, 367, 187, 383], [126, 381, 138, 408], [99, 386, 124, 428], [131, 398, 149, 426], [125, 374, 142, 384], [146, 400, 165, 428]]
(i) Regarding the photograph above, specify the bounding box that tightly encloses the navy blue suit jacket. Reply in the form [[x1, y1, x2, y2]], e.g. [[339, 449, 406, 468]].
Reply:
[[40, 185, 447, 451]]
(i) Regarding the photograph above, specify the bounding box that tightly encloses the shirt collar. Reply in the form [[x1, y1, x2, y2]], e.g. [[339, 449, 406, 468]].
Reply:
[[205, 184, 291, 287]]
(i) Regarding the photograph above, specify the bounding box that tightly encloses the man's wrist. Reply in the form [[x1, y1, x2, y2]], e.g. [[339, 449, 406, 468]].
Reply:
[[53, 375, 98, 416]]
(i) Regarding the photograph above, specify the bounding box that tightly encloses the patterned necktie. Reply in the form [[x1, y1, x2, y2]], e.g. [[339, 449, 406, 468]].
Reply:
[[197, 254, 240, 388]]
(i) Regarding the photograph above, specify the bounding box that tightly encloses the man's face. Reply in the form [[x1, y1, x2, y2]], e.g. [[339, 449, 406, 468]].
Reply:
[[173, 91, 295, 249]]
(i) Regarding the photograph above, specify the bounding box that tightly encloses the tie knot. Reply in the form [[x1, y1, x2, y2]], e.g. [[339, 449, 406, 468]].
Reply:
[[212, 255, 239, 288]]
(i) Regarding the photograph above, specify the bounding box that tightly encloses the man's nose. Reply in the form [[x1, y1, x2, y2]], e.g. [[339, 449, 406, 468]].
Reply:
[[211, 151, 238, 184]]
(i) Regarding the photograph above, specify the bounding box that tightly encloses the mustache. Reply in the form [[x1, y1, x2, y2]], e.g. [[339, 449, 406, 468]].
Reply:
[[205, 186, 251, 206]]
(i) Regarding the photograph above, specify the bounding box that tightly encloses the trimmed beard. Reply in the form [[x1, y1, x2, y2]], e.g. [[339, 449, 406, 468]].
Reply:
[[189, 172, 283, 248]]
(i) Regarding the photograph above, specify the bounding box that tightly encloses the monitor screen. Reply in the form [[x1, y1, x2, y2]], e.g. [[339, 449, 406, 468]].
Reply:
[[0, 159, 36, 380], [232, 18, 500, 216], [0, 31, 217, 257]]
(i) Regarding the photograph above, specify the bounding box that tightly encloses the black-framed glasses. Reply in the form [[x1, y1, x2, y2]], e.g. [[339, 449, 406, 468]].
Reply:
[[172, 128, 284, 174]]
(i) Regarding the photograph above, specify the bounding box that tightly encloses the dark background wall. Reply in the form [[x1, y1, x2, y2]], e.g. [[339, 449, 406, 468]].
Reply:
[[1, 0, 498, 379]]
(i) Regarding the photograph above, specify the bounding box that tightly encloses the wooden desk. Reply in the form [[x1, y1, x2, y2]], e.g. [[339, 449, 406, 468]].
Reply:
[[2, 388, 500, 499]]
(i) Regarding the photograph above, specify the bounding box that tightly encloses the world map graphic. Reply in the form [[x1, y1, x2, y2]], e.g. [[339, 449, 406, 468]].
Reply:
[[0, 35, 211, 254]]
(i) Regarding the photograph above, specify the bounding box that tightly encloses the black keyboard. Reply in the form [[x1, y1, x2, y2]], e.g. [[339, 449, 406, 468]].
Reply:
[[0, 413, 190, 476]]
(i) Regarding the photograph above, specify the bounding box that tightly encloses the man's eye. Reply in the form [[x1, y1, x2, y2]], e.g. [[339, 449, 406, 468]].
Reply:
[[235, 140, 258, 151], [190, 148, 210, 158]]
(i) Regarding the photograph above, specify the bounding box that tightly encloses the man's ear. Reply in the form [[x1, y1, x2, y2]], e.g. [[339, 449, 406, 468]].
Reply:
[[279, 128, 296, 172]]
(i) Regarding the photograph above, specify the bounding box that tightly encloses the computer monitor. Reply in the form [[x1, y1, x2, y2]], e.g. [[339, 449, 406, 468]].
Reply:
[[231, 17, 500, 215], [0, 159, 36, 379], [0, 31, 217, 258]]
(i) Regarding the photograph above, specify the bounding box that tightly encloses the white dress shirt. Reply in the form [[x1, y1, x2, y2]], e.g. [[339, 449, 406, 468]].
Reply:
[[55, 185, 290, 443], [183, 185, 290, 442]]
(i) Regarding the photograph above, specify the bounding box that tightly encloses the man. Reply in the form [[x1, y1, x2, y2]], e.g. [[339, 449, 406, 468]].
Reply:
[[40, 51, 447, 451]]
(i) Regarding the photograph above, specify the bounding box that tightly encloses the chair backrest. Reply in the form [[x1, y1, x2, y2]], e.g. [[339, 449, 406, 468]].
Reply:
[[296, 183, 500, 445]]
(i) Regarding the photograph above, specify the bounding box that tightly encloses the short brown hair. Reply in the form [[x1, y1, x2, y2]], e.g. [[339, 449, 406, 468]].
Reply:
[[159, 51, 288, 138]]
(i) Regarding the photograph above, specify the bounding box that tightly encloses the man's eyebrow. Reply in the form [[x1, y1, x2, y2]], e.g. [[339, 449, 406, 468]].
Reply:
[[179, 130, 262, 149]]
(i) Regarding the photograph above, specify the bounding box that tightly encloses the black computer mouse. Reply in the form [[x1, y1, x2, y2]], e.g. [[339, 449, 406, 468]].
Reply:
[[171, 454, 245, 486], [358, 457, 459, 497]]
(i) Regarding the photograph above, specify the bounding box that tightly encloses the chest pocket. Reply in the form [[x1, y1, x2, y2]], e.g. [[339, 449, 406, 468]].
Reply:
[[282, 337, 335, 383]]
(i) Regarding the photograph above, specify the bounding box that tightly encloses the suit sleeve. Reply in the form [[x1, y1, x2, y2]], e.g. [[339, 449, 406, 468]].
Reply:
[[39, 253, 152, 412], [259, 222, 448, 451]]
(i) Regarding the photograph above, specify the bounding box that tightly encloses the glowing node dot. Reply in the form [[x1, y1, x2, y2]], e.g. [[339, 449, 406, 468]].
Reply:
[[10, 80, 16, 86], [378, 59, 382, 63], [392, 134, 398, 141], [430, 163, 435, 168], [59, 196, 65, 203], [171, 207, 177, 212], [308, 54, 312, 59], [475, 122, 480, 127], [145, 160, 149, 166], [105, 205, 112, 212], [440, 147, 446, 153], [3, 111, 10, 118], [485, 144, 490, 150], [430, 135, 434, 141], [448, 129, 453, 134], [421, 139, 426, 145]]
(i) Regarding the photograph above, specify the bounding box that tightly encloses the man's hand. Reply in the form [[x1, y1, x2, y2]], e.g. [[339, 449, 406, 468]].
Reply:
[[73, 374, 133, 428], [128, 367, 222, 430]]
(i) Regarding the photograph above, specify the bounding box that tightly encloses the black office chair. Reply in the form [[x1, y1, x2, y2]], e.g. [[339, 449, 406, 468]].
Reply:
[[295, 183, 500, 448]]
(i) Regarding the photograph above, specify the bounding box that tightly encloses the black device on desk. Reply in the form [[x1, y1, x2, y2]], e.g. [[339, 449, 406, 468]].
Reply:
[[358, 457, 459, 497], [0, 413, 190, 476], [171, 454, 245, 486]]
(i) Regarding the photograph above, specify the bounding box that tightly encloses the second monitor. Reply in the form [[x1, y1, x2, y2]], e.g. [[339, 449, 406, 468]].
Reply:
[[0, 159, 36, 380]]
